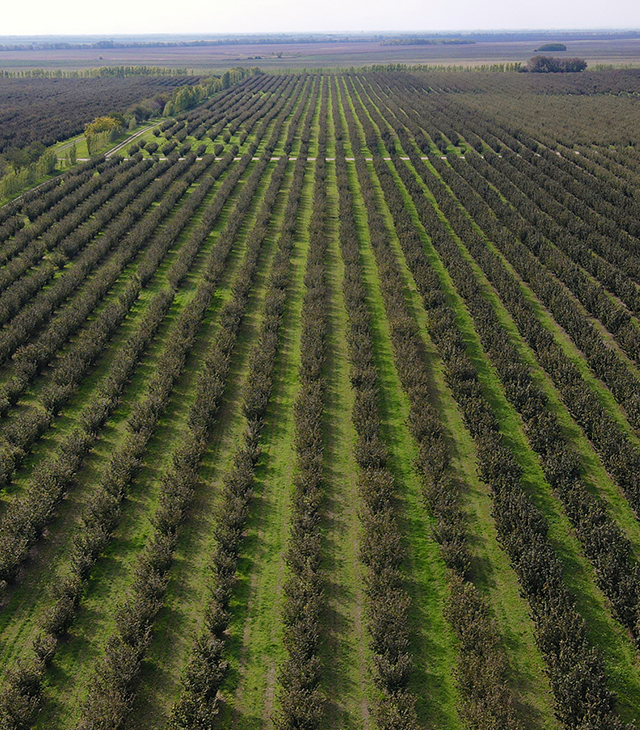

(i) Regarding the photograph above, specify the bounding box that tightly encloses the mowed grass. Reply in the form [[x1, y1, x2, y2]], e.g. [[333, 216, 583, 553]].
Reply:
[[218, 161, 315, 730], [343, 156, 462, 728], [318, 154, 370, 729], [129, 160, 295, 728]]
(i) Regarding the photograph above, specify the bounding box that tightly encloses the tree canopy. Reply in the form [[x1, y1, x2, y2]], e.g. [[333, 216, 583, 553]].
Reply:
[[526, 56, 587, 73], [84, 115, 122, 135]]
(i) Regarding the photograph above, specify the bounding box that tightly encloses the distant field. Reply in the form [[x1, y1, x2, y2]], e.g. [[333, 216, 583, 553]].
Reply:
[[3, 68, 640, 730], [1, 37, 640, 70]]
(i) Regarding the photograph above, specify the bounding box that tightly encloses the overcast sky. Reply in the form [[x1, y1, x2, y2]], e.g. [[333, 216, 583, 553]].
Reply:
[[3, 0, 640, 36]]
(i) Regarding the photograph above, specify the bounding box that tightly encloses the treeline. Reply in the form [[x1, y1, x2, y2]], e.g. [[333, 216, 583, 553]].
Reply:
[[433, 154, 640, 545], [0, 74, 296, 448], [358, 62, 523, 74], [162, 67, 261, 115], [534, 43, 567, 52], [0, 71, 300, 591], [0, 66, 193, 77], [397, 67, 640, 100], [0, 149, 57, 200], [164, 73, 288, 151], [5, 68, 640, 728], [380, 38, 475, 46], [525, 56, 587, 73], [0, 155, 144, 280]]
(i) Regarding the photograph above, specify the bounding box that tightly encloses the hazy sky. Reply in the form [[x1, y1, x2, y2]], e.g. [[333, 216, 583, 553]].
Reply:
[[3, 0, 640, 36]]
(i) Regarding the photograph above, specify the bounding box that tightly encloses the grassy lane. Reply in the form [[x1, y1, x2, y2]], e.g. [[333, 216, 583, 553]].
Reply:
[[0, 160, 256, 671], [346, 158, 462, 729], [218, 161, 315, 730], [306, 78, 324, 161], [32, 160, 282, 729], [386, 153, 640, 724], [317, 156, 369, 730], [128, 162, 296, 728]]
